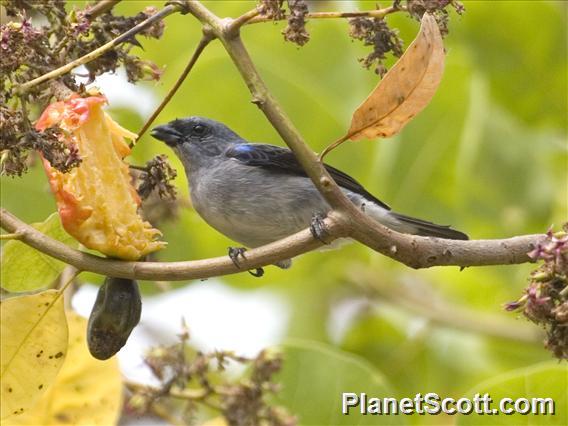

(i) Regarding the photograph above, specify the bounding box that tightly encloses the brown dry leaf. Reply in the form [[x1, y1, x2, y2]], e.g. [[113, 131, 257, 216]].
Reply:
[[5, 312, 122, 426], [347, 13, 445, 141]]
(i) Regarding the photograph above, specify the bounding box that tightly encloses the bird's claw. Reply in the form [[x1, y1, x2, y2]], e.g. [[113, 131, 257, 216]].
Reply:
[[228, 246, 247, 268], [248, 268, 264, 277], [310, 213, 329, 243], [227, 247, 264, 278]]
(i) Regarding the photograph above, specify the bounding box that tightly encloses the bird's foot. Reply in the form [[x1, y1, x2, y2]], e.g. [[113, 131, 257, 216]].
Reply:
[[227, 247, 264, 278], [248, 267, 264, 277], [228, 246, 247, 268], [310, 213, 329, 243], [274, 258, 292, 269]]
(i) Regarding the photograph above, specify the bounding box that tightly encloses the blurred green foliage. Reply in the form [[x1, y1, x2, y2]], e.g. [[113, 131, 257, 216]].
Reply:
[[0, 213, 77, 292], [1, 1, 566, 424]]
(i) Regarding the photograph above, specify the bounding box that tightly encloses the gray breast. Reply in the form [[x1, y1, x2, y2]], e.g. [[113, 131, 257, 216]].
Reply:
[[187, 159, 330, 247]]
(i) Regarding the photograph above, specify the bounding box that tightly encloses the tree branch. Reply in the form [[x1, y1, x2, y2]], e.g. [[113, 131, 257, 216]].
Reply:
[[0, 205, 543, 281], [0, 208, 346, 281], [0, 232, 23, 240], [135, 34, 213, 142], [246, 5, 404, 25], [83, 0, 123, 20], [352, 270, 543, 344], [350, 219, 543, 268]]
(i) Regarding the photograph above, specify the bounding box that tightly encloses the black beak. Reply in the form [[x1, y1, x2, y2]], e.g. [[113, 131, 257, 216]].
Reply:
[[151, 124, 182, 147]]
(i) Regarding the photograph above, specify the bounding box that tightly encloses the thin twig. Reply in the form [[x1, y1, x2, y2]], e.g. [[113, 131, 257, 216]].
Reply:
[[135, 34, 214, 143], [0, 232, 23, 240], [84, 0, 123, 20], [319, 134, 350, 160], [15, 3, 184, 95], [246, 6, 404, 25], [150, 402, 186, 426], [228, 7, 261, 33], [125, 381, 222, 414], [352, 269, 543, 344]]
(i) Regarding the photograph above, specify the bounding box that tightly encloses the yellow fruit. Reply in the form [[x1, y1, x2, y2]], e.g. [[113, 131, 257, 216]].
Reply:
[[36, 95, 165, 260]]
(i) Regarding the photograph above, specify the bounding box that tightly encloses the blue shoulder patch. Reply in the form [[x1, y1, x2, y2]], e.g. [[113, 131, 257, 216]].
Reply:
[[233, 144, 253, 153]]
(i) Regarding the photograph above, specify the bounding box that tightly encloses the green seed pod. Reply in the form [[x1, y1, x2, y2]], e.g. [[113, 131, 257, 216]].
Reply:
[[87, 277, 142, 360]]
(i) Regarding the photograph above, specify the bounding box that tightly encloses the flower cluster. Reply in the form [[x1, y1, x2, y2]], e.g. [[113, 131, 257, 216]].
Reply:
[[348, 0, 464, 76], [258, 0, 310, 47], [348, 17, 404, 76], [505, 224, 568, 360], [404, 0, 465, 36], [135, 154, 178, 201], [1, 1, 165, 177], [127, 325, 296, 425], [282, 0, 310, 46]]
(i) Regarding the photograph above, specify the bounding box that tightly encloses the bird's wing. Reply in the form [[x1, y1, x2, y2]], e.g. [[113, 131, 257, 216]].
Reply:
[[224, 143, 390, 210]]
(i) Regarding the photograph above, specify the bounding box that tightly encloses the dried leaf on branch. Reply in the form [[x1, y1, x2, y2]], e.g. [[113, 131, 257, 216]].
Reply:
[[347, 12, 445, 141]]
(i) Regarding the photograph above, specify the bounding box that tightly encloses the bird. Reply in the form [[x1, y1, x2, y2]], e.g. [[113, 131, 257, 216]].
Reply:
[[151, 116, 468, 275]]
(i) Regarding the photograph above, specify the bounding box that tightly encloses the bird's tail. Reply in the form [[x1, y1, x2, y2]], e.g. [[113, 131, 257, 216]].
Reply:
[[389, 211, 469, 240]]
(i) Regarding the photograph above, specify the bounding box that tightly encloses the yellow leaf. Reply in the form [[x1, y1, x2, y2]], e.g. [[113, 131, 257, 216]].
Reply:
[[201, 417, 228, 426], [348, 13, 445, 141], [0, 290, 68, 422], [4, 312, 123, 426]]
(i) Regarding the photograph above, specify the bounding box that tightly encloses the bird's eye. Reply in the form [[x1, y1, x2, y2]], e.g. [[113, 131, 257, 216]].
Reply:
[[192, 124, 206, 135]]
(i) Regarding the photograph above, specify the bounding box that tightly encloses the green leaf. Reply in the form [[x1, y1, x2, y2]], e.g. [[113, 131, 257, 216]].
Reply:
[[0, 290, 68, 421], [1, 213, 77, 293], [457, 362, 567, 425], [275, 339, 405, 425]]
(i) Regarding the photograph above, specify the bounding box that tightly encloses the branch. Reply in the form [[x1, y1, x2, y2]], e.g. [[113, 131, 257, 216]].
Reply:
[[246, 5, 404, 25], [0, 204, 544, 281], [136, 34, 213, 142], [125, 381, 209, 401], [352, 270, 543, 344], [83, 0, 123, 20], [0, 208, 346, 281], [0, 232, 23, 240], [350, 219, 543, 268], [15, 3, 186, 95]]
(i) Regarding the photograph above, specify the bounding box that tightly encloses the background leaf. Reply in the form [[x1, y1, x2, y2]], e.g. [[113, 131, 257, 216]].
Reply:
[[274, 339, 405, 425], [457, 362, 567, 425], [348, 13, 445, 141], [0, 213, 77, 293], [6, 312, 123, 426], [0, 290, 68, 421]]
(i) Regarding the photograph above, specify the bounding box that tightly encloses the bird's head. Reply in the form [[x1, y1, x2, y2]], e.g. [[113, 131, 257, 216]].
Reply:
[[151, 117, 243, 161]]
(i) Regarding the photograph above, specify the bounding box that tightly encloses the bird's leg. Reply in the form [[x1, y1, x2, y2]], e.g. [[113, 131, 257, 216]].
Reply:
[[228, 246, 247, 268], [227, 247, 264, 278], [310, 213, 329, 244]]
